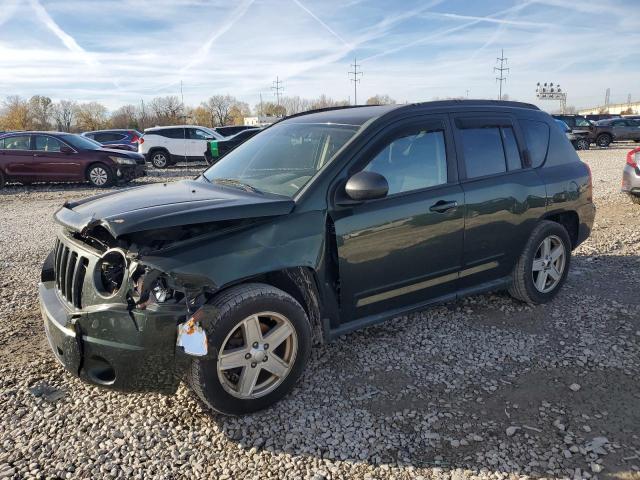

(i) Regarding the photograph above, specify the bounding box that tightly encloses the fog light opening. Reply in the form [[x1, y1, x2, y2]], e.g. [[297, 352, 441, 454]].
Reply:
[[86, 355, 116, 384]]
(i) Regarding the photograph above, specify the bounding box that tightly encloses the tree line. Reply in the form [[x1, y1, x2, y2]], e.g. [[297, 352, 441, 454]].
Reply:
[[0, 93, 396, 133]]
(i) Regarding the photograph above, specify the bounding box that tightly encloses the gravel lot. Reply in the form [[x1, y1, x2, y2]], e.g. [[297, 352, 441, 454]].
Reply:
[[0, 149, 638, 480]]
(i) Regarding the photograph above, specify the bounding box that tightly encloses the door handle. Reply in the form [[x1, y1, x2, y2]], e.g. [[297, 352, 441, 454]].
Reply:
[[429, 200, 458, 213]]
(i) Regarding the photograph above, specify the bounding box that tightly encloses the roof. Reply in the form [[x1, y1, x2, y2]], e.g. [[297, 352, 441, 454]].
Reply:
[[282, 100, 540, 126], [83, 128, 138, 133], [0, 131, 73, 136], [145, 125, 209, 131]]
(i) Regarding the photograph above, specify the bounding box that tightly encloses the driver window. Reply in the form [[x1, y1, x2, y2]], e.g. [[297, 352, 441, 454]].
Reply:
[[363, 129, 447, 195], [34, 135, 63, 152], [191, 129, 210, 140]]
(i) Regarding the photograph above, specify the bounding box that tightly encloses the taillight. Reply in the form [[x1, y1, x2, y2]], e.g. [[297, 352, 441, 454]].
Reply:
[[138, 137, 144, 144], [131, 134, 140, 143], [626, 147, 640, 168]]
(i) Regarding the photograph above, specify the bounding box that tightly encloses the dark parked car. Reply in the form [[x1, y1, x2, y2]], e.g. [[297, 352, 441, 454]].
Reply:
[[0, 132, 145, 188], [214, 125, 256, 137], [554, 119, 590, 150], [205, 127, 261, 164], [82, 129, 142, 151], [592, 118, 640, 147], [39, 101, 594, 414], [585, 114, 620, 122]]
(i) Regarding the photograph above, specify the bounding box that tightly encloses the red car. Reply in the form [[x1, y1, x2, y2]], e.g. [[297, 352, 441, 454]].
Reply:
[[0, 132, 146, 188]]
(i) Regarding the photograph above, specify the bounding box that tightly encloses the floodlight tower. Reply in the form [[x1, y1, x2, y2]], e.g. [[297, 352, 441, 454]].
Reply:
[[536, 82, 567, 113]]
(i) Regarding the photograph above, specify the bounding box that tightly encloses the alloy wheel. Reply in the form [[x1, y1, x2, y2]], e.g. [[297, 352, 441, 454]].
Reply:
[[217, 312, 298, 399], [153, 153, 167, 168], [89, 167, 108, 186], [531, 235, 566, 293]]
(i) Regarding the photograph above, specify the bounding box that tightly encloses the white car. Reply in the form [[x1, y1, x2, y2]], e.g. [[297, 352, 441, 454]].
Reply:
[[138, 126, 224, 168]]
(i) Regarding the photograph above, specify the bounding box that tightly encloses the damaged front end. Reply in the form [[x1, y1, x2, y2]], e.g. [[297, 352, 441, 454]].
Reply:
[[39, 222, 217, 394]]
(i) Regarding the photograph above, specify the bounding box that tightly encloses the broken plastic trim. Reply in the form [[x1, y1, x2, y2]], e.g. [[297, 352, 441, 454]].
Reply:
[[176, 310, 208, 357]]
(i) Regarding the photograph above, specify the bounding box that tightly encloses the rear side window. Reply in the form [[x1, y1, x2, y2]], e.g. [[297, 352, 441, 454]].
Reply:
[[148, 128, 185, 139], [460, 128, 506, 178], [3, 135, 31, 150], [94, 132, 125, 142], [520, 120, 550, 168]]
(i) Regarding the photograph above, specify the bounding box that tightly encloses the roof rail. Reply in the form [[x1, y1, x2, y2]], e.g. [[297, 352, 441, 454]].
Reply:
[[281, 104, 387, 121], [411, 99, 540, 110]]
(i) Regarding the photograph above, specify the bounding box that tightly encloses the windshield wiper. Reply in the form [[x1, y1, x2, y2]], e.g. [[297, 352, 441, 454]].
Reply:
[[213, 178, 262, 194]]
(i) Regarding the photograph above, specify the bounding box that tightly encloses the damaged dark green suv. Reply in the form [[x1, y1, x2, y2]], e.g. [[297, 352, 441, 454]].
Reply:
[[39, 101, 595, 414]]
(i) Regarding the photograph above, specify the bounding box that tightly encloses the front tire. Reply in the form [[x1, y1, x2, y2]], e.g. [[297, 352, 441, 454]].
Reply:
[[596, 133, 612, 147], [150, 150, 170, 169], [0, 170, 5, 189], [189, 283, 312, 415], [508, 221, 572, 304], [87, 163, 113, 188], [574, 138, 590, 150]]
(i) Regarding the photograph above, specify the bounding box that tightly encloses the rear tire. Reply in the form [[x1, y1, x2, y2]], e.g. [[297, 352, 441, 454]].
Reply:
[[189, 283, 312, 415], [508, 221, 572, 304], [0, 170, 5, 189], [150, 150, 170, 169], [87, 163, 114, 188], [596, 134, 612, 147]]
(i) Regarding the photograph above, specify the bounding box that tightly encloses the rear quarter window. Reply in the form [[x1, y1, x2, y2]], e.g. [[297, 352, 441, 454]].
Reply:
[[520, 119, 550, 168]]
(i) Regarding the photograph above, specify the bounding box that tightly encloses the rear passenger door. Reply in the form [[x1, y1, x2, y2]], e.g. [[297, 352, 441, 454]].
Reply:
[[451, 114, 547, 291], [0, 135, 34, 179]]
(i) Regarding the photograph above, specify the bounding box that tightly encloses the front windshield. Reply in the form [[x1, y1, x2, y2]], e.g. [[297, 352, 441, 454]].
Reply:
[[60, 134, 102, 150], [202, 122, 360, 197]]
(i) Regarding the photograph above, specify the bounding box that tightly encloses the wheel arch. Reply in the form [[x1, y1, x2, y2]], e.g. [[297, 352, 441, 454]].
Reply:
[[211, 266, 326, 345], [542, 210, 579, 248]]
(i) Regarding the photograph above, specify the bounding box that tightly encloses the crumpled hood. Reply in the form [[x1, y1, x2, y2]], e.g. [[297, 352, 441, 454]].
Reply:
[[54, 179, 295, 237]]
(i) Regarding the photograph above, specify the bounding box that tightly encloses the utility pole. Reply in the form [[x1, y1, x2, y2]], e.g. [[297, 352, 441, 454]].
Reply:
[[271, 77, 284, 107], [494, 49, 509, 101], [604, 88, 611, 109], [348, 57, 363, 105]]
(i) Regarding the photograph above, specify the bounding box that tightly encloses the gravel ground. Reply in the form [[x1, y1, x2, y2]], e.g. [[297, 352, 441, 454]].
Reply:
[[0, 150, 639, 480]]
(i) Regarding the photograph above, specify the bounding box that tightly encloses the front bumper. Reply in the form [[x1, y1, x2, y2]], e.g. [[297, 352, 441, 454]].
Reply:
[[116, 165, 146, 182], [622, 163, 640, 197], [39, 280, 189, 394]]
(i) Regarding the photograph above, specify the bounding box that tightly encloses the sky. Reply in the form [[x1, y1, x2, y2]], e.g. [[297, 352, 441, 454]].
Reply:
[[0, 0, 638, 112]]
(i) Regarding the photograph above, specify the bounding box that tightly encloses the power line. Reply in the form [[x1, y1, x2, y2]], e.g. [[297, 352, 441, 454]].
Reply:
[[348, 57, 363, 105], [271, 76, 284, 107], [494, 49, 509, 101]]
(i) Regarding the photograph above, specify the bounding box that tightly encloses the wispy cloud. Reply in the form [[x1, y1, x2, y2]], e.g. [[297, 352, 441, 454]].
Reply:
[[292, 0, 352, 49], [27, 0, 100, 70], [0, 0, 637, 110]]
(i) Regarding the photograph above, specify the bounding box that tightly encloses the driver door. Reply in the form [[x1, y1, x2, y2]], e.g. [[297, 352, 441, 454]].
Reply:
[[330, 116, 464, 321], [187, 128, 210, 159]]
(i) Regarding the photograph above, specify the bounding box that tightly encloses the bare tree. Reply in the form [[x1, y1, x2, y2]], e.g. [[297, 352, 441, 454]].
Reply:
[[202, 95, 238, 127], [52, 100, 77, 132], [110, 104, 138, 129], [365, 94, 395, 105], [29, 95, 53, 130], [76, 102, 108, 131], [150, 96, 183, 125]]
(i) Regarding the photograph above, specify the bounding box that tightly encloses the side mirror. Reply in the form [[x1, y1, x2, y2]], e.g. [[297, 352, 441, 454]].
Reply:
[[60, 145, 74, 154], [344, 171, 388, 202]]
